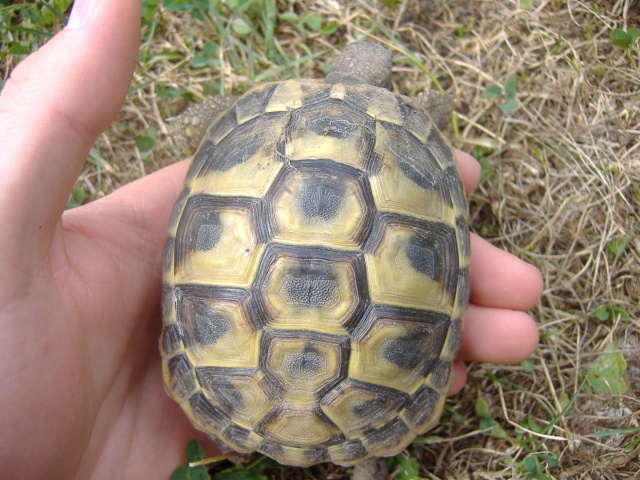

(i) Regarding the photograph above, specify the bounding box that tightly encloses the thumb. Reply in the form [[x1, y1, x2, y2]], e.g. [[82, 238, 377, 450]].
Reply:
[[0, 0, 141, 290]]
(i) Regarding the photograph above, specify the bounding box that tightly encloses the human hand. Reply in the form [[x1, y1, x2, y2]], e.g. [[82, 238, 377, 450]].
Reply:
[[0, 0, 541, 478]]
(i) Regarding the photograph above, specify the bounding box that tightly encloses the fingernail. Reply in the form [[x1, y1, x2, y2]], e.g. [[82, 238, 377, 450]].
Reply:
[[67, 0, 95, 29]]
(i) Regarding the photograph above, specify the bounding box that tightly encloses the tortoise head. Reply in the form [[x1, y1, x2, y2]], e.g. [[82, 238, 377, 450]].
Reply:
[[325, 42, 392, 89]]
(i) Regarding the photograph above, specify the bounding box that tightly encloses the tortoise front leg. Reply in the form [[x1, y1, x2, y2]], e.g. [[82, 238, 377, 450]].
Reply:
[[172, 96, 239, 154], [402, 91, 453, 130]]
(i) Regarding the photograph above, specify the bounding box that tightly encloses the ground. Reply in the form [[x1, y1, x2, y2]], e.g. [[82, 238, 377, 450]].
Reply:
[[1, 0, 638, 478]]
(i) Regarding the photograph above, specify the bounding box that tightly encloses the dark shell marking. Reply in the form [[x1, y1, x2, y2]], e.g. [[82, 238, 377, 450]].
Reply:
[[162, 80, 469, 467]]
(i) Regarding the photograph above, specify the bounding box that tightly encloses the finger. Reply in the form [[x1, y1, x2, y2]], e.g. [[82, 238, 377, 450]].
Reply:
[[454, 149, 481, 194], [0, 0, 141, 261], [470, 234, 543, 310], [63, 160, 190, 260], [447, 358, 468, 396], [457, 303, 540, 363]]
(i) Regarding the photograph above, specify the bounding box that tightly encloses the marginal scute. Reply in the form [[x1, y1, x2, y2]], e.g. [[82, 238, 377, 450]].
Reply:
[[454, 269, 471, 317], [328, 439, 368, 466], [258, 441, 329, 468], [160, 322, 182, 356], [196, 368, 275, 430], [161, 283, 176, 324], [265, 79, 327, 113], [360, 417, 413, 457], [188, 391, 229, 434], [258, 406, 343, 448], [329, 83, 348, 101], [166, 355, 196, 400], [441, 316, 464, 361], [300, 447, 330, 465], [456, 215, 471, 266], [221, 423, 263, 452], [258, 439, 285, 462], [427, 128, 456, 170], [185, 140, 215, 186], [167, 187, 191, 237], [364, 86, 403, 125], [399, 102, 433, 143], [400, 384, 444, 433], [208, 107, 237, 144], [426, 358, 453, 390], [235, 83, 279, 125]]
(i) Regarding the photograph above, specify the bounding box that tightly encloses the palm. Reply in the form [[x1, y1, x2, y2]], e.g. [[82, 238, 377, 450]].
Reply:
[[0, 158, 199, 476], [0, 0, 542, 478]]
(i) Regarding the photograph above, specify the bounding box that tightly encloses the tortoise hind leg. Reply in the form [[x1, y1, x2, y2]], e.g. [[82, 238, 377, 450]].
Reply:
[[402, 91, 453, 130], [171, 96, 239, 154], [352, 457, 388, 480]]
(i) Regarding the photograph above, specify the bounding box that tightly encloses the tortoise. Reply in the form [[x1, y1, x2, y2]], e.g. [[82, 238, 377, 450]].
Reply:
[[160, 42, 470, 478]]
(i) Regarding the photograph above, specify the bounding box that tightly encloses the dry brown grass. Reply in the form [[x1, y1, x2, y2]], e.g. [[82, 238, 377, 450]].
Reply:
[[2, 0, 638, 478]]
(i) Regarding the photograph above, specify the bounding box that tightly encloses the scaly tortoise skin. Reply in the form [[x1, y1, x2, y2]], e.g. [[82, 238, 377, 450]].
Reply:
[[161, 42, 470, 470]]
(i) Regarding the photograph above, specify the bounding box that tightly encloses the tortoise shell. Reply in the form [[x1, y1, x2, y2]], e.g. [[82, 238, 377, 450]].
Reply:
[[161, 75, 470, 467]]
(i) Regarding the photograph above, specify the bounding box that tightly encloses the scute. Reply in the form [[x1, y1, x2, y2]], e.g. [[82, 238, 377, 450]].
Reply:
[[328, 439, 368, 465], [195, 368, 275, 429], [267, 161, 375, 250], [190, 114, 286, 198], [162, 74, 470, 468], [285, 99, 375, 171], [188, 391, 229, 434], [235, 83, 279, 125], [173, 195, 267, 288], [166, 355, 196, 400], [175, 286, 260, 368], [370, 121, 458, 224], [364, 215, 460, 311], [221, 423, 263, 452], [348, 305, 450, 393], [399, 102, 433, 143], [260, 330, 349, 402], [401, 384, 445, 432], [258, 406, 343, 447], [320, 379, 408, 438], [361, 417, 413, 457], [254, 245, 367, 334]]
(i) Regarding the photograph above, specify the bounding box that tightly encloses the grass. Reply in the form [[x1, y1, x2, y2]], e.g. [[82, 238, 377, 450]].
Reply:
[[2, 0, 639, 478]]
